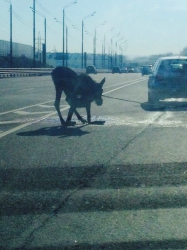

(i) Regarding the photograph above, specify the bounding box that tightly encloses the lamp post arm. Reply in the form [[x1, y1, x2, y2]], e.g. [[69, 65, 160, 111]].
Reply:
[[83, 11, 96, 21], [64, 1, 77, 10]]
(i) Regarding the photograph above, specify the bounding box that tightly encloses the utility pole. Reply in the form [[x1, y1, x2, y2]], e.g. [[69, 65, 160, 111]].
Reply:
[[31, 7, 46, 67], [66, 26, 68, 66], [81, 11, 96, 69], [62, 8, 65, 66], [93, 29, 96, 66], [33, 0, 36, 68], [63, 1, 77, 66], [81, 20, 84, 69], [43, 18, 46, 67], [10, 3, 12, 68]]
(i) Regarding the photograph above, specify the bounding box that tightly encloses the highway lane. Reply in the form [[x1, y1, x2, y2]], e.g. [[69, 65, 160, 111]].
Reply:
[[1, 72, 187, 168], [0, 74, 146, 138], [2, 73, 187, 249]]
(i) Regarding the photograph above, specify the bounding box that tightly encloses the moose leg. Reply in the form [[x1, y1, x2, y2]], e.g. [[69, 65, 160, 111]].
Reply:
[[74, 110, 87, 124], [54, 86, 65, 125], [65, 107, 76, 126], [86, 103, 91, 123]]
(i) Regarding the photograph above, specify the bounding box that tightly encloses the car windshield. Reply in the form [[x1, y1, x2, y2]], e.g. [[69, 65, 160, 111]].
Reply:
[[1, 1, 187, 249]]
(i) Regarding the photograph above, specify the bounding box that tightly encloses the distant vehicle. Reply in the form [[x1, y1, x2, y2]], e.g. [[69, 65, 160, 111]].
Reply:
[[142, 65, 152, 75], [123, 67, 128, 73], [127, 67, 135, 73], [148, 56, 187, 104], [86, 65, 97, 74], [112, 66, 122, 74]]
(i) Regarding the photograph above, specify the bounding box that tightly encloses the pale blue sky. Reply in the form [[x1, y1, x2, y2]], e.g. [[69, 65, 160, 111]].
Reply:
[[1, 0, 187, 57]]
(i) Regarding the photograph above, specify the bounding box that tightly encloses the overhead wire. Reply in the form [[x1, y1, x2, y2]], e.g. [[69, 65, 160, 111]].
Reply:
[[35, 0, 57, 18], [46, 24, 58, 35], [12, 10, 32, 27], [4, 0, 11, 4]]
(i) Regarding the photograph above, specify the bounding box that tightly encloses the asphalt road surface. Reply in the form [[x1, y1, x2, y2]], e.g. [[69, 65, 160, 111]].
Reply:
[[1, 73, 187, 249]]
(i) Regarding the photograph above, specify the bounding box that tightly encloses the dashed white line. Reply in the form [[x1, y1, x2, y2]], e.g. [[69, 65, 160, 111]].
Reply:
[[13, 110, 54, 115]]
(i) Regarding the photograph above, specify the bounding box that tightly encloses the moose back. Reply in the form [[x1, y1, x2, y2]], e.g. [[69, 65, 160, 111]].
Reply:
[[51, 66, 105, 125]]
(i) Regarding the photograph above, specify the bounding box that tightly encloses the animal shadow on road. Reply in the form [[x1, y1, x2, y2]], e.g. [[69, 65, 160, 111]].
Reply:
[[17, 125, 90, 138]]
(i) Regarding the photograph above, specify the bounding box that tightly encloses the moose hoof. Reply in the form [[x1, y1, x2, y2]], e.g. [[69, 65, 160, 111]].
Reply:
[[65, 121, 76, 126], [80, 118, 88, 124]]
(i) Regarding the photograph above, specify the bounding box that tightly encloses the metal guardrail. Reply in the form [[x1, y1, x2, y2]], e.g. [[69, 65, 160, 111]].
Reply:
[[0, 68, 111, 78], [0, 68, 53, 78]]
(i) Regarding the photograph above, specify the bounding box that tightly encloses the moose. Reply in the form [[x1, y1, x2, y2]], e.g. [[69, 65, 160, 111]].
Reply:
[[51, 66, 105, 126]]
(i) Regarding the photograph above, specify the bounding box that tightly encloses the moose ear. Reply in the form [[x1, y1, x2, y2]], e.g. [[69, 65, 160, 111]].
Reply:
[[100, 77, 105, 86]]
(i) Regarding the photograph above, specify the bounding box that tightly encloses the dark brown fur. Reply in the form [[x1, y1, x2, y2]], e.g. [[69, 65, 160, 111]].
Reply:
[[51, 66, 105, 125]]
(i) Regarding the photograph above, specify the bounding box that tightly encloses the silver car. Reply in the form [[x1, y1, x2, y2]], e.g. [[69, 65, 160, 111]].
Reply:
[[148, 56, 187, 103]]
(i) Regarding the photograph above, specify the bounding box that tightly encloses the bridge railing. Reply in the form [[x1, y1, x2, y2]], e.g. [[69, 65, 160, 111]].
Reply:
[[0, 68, 53, 78], [0, 68, 111, 78]]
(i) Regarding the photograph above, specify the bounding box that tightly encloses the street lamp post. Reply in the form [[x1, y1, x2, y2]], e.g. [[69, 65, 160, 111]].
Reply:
[[43, 17, 46, 67], [66, 26, 68, 66], [33, 0, 36, 68], [81, 11, 96, 69], [63, 1, 77, 66], [30, 7, 46, 67], [9, 3, 12, 67], [5, 0, 12, 67], [103, 28, 114, 69], [111, 32, 120, 68], [120, 40, 128, 67], [115, 37, 124, 66], [93, 21, 106, 67]]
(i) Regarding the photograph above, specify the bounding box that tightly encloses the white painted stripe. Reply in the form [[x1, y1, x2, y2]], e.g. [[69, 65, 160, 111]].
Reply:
[[0, 119, 34, 125], [37, 104, 56, 108], [18, 88, 34, 91], [104, 77, 147, 89], [0, 107, 67, 139], [0, 78, 146, 116], [0, 100, 55, 116], [103, 78, 145, 95], [13, 110, 54, 115], [0, 78, 145, 139]]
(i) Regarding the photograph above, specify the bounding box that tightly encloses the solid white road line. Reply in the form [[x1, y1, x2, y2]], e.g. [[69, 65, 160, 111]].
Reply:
[[0, 100, 54, 116], [0, 78, 146, 139], [0, 108, 68, 139], [0, 77, 147, 116]]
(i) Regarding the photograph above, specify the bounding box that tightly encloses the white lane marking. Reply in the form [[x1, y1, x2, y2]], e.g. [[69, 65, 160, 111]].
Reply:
[[0, 78, 147, 116], [18, 88, 34, 91], [0, 100, 55, 116], [104, 77, 147, 89], [0, 107, 68, 139], [0, 78, 146, 139], [0, 119, 34, 125], [37, 104, 56, 108], [103, 78, 145, 95], [13, 110, 54, 115]]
